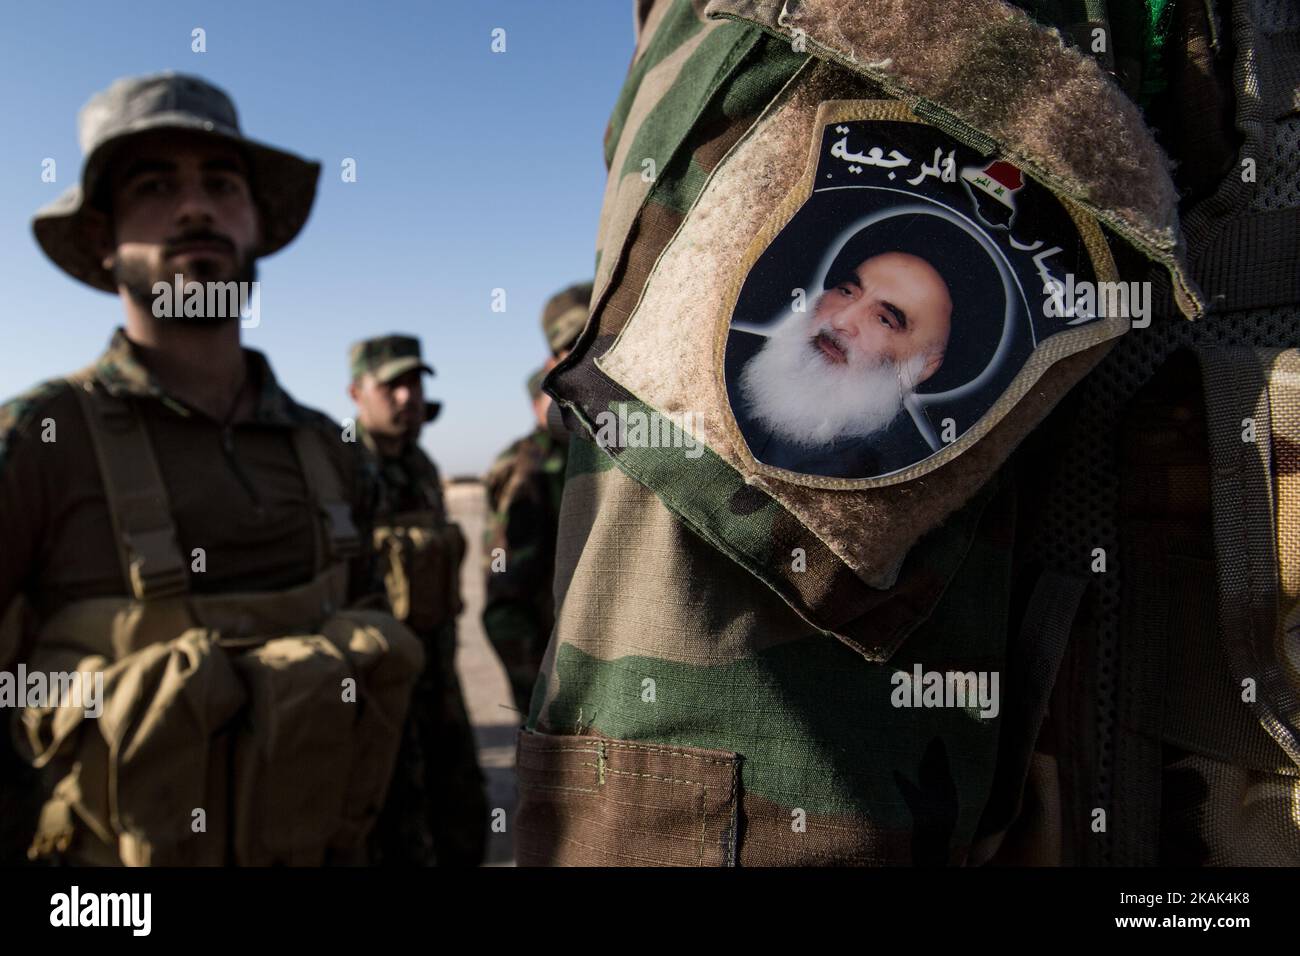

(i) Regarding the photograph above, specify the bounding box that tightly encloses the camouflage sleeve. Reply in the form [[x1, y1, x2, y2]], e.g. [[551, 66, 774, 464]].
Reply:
[[0, 381, 65, 671], [483, 439, 523, 513], [481, 448, 555, 706]]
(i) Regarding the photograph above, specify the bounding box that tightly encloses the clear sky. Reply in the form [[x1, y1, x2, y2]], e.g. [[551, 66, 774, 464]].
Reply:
[[0, 0, 634, 476]]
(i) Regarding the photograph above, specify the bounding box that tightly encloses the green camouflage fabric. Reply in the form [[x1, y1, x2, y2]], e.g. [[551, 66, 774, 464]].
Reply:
[[526, 366, 547, 401], [0, 381, 65, 477], [360, 425, 488, 867], [541, 282, 592, 356], [349, 334, 434, 385], [482, 426, 567, 715], [516, 0, 1297, 866]]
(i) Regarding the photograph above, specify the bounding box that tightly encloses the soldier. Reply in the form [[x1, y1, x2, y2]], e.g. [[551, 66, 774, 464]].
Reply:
[[348, 334, 488, 866], [0, 73, 423, 866], [515, 0, 1300, 866], [483, 283, 589, 717]]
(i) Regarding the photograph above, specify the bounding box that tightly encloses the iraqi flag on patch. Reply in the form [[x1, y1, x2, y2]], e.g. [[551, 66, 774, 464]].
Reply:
[[961, 160, 1024, 229]]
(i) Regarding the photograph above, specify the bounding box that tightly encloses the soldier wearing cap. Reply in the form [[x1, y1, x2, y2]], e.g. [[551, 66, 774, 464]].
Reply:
[[348, 334, 487, 867], [0, 73, 422, 865], [482, 283, 589, 717]]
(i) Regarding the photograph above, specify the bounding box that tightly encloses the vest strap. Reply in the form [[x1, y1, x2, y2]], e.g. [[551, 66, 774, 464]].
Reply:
[[1193, 209, 1300, 313], [1199, 346, 1300, 770], [290, 428, 360, 568], [70, 378, 188, 602]]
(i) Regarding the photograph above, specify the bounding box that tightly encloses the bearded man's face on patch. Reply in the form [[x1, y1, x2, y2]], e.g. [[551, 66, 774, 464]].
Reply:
[[740, 251, 952, 448]]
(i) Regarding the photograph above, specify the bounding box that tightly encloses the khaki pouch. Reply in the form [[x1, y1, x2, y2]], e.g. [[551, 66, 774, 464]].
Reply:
[[376, 514, 467, 633], [19, 605, 424, 866]]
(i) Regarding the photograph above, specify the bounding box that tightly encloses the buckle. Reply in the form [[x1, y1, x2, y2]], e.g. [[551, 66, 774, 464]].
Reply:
[[124, 527, 189, 601]]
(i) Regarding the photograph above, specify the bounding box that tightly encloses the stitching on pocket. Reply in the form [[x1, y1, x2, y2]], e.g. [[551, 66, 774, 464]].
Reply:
[[518, 731, 741, 865], [522, 782, 598, 795]]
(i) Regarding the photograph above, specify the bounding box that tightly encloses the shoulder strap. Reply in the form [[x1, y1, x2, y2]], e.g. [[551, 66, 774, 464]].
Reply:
[[1199, 346, 1300, 770], [68, 376, 188, 602], [1272, 353, 1300, 688], [290, 426, 360, 572]]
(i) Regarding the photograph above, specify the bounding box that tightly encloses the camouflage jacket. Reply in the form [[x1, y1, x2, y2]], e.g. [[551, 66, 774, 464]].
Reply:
[[515, 0, 1300, 866], [357, 423, 465, 652], [360, 424, 449, 523], [482, 426, 567, 714], [354, 428, 486, 868]]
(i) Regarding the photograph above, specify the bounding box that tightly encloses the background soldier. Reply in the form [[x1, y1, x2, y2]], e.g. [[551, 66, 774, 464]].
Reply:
[[348, 335, 487, 866], [0, 73, 421, 866], [482, 282, 589, 717]]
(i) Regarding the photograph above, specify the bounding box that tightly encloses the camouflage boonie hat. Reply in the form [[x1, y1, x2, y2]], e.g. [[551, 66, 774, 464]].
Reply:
[[526, 366, 547, 401], [33, 72, 322, 293], [541, 281, 593, 356], [350, 334, 440, 422]]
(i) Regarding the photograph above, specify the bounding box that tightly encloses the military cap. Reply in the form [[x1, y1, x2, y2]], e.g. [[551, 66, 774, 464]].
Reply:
[[33, 72, 321, 293], [350, 334, 440, 422], [541, 282, 593, 356]]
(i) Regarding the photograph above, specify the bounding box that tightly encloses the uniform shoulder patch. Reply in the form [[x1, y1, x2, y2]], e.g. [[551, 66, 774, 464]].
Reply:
[[717, 100, 1125, 487]]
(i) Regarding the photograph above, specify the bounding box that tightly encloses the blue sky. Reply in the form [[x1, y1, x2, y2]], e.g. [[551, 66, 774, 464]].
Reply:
[[0, 0, 633, 475]]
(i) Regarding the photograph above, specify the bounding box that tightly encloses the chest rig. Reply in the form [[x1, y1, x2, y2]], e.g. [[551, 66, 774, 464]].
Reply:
[[17, 377, 424, 866]]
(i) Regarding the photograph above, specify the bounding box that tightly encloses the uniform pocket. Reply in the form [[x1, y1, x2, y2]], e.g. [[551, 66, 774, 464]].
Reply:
[[515, 729, 740, 867]]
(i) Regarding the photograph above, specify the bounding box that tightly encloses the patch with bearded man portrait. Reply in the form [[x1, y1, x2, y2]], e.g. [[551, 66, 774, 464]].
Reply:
[[721, 101, 1123, 485]]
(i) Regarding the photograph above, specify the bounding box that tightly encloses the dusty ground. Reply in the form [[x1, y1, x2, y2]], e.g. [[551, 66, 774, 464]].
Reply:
[[446, 481, 519, 867]]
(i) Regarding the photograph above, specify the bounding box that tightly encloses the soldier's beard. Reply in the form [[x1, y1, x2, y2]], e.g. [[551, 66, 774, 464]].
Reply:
[[739, 310, 927, 448], [115, 252, 257, 325]]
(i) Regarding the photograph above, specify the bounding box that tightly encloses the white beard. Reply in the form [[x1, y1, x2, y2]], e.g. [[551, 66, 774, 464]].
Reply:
[[738, 310, 927, 449]]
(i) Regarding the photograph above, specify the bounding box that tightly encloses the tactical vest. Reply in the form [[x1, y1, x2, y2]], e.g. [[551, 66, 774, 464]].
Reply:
[[1012, 0, 1300, 865], [372, 488, 466, 639], [17, 377, 424, 866]]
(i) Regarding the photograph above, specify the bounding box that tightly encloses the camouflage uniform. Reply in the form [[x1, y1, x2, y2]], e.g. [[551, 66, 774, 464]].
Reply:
[[482, 284, 590, 715], [538, 283, 592, 358], [483, 420, 568, 715], [516, 0, 1300, 866], [351, 336, 488, 867]]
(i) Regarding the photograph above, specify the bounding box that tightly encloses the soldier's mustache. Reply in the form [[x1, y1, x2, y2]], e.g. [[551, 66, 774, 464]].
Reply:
[[163, 230, 235, 256]]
